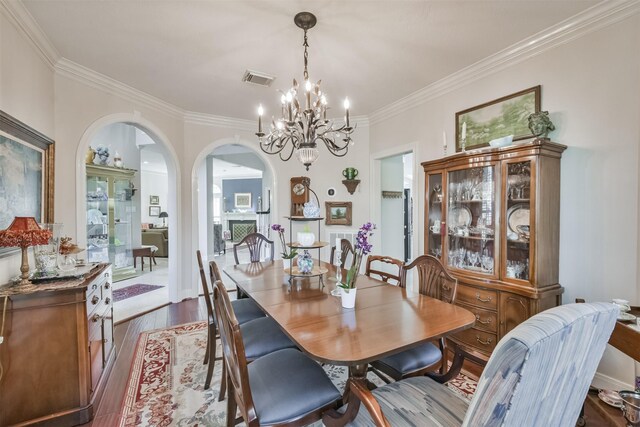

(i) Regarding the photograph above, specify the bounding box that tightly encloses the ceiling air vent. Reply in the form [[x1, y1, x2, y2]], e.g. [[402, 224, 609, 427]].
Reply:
[[242, 69, 276, 87]]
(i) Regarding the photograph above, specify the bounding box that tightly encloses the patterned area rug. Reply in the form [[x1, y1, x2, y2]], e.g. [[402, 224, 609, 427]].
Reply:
[[113, 284, 164, 302], [120, 321, 478, 426]]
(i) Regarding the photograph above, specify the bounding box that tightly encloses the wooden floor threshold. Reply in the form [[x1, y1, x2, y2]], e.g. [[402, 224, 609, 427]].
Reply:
[[114, 301, 172, 326]]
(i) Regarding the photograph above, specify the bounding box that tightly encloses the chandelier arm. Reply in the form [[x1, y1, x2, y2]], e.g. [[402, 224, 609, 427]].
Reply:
[[279, 141, 295, 162], [319, 136, 349, 157]]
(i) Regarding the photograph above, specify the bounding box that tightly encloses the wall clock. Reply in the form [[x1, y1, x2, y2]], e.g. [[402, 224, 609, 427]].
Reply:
[[290, 177, 310, 216]]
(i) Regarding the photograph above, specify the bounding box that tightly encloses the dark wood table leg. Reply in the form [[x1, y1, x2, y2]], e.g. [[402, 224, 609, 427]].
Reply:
[[148, 255, 152, 271], [342, 363, 368, 404]]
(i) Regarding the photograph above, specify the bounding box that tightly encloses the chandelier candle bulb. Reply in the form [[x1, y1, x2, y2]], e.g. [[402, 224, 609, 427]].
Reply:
[[344, 98, 350, 127], [305, 80, 312, 110], [258, 105, 263, 134]]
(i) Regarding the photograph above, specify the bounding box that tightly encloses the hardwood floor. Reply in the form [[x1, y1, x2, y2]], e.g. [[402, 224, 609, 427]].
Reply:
[[86, 296, 613, 427], [87, 297, 208, 426]]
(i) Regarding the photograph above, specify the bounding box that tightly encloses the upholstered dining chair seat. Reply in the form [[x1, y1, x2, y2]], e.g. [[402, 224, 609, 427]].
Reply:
[[371, 342, 441, 378], [249, 348, 342, 425], [231, 298, 265, 325], [241, 317, 297, 361], [349, 376, 468, 426]]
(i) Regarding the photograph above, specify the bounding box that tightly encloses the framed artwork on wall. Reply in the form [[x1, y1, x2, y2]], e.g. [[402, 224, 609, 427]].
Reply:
[[325, 202, 352, 226], [455, 85, 541, 151], [0, 110, 55, 258], [235, 193, 251, 209], [149, 195, 159, 205], [149, 206, 161, 216]]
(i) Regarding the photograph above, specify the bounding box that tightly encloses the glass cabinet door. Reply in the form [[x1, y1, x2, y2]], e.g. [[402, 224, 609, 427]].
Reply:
[[447, 165, 497, 275], [112, 177, 133, 270], [86, 175, 110, 264], [426, 173, 443, 260], [504, 160, 533, 282]]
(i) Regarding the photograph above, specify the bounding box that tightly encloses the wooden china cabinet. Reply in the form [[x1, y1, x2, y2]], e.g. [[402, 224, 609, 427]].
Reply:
[[422, 139, 566, 362]]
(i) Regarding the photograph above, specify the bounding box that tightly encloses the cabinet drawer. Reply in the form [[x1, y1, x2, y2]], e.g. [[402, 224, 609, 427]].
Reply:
[[454, 327, 497, 354], [458, 302, 497, 333], [457, 284, 497, 310]]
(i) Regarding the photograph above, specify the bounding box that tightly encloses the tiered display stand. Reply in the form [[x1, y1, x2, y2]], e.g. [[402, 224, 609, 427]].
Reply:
[[284, 216, 328, 285]]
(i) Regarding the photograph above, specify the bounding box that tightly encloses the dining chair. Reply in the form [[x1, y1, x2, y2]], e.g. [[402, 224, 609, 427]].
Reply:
[[364, 255, 403, 286], [195, 251, 267, 393], [330, 238, 354, 267], [370, 255, 457, 381], [213, 279, 342, 426], [323, 302, 619, 427], [233, 232, 275, 265]]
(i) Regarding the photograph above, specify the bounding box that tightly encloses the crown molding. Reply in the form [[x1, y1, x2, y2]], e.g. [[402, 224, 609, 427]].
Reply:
[[0, 0, 60, 68], [56, 58, 185, 118], [183, 111, 255, 131], [369, 0, 640, 125]]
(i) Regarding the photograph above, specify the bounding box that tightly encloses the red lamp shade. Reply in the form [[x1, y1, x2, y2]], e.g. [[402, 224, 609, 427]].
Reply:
[[0, 217, 52, 248]]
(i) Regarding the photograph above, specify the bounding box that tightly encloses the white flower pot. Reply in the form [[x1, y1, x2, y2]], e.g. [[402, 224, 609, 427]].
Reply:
[[341, 287, 357, 309], [297, 232, 316, 247]]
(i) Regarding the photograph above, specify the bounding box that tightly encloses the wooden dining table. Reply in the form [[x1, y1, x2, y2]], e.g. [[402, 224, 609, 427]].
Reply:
[[223, 259, 476, 389]]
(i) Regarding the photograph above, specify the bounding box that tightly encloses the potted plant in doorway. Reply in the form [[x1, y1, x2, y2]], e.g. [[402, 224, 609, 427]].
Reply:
[[338, 222, 376, 308]]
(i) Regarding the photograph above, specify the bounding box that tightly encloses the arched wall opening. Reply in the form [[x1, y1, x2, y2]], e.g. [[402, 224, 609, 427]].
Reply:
[[189, 137, 278, 292], [75, 113, 181, 302]]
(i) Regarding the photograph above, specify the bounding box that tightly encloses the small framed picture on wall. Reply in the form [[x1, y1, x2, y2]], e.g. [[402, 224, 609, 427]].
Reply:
[[149, 206, 161, 216], [235, 193, 252, 209], [150, 195, 160, 205]]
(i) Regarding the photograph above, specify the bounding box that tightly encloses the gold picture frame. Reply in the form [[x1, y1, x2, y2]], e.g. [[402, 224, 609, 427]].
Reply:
[[325, 202, 352, 226], [0, 110, 55, 257], [455, 85, 541, 151]]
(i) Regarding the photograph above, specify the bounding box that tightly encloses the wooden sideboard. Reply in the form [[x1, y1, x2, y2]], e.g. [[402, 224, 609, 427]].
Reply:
[[422, 139, 566, 362], [0, 264, 114, 426]]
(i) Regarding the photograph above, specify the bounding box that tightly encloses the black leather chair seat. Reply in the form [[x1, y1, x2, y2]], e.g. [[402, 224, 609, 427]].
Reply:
[[240, 317, 297, 361], [231, 298, 265, 325], [372, 342, 442, 377], [249, 348, 341, 425]]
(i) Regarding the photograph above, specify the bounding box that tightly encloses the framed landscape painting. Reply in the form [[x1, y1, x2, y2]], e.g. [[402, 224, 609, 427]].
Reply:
[[455, 86, 541, 151], [0, 110, 55, 257], [325, 202, 352, 226]]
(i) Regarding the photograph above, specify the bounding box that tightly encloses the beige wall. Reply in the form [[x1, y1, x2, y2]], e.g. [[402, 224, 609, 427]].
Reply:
[[370, 14, 640, 388], [0, 11, 54, 283]]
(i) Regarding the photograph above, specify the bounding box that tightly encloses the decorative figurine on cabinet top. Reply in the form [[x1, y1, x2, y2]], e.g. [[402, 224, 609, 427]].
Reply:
[[528, 111, 555, 139]]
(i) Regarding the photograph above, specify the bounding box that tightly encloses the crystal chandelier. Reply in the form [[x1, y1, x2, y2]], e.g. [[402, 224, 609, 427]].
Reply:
[[255, 12, 355, 170]]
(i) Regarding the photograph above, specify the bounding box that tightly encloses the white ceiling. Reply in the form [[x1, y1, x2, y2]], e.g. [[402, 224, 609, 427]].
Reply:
[[23, 0, 597, 120]]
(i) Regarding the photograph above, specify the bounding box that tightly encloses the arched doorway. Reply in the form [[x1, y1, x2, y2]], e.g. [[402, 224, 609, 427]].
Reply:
[[190, 137, 278, 288], [75, 114, 181, 313]]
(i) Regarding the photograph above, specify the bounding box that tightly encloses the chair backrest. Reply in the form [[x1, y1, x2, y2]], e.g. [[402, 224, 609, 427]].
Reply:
[[233, 232, 274, 265], [401, 255, 457, 302], [329, 239, 355, 267], [463, 302, 619, 427], [212, 279, 257, 424], [196, 250, 214, 319], [365, 255, 403, 286]]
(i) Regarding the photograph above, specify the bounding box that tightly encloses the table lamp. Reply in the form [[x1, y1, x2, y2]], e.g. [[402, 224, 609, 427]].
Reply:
[[0, 217, 52, 285], [159, 211, 168, 227]]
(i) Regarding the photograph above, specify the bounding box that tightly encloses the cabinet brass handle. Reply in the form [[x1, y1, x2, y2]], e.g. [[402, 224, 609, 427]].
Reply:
[[475, 315, 492, 325], [92, 313, 101, 323], [105, 297, 111, 305], [92, 284, 98, 291], [476, 336, 493, 346], [91, 295, 99, 305], [442, 284, 451, 291], [105, 272, 110, 278], [476, 293, 492, 303], [104, 282, 111, 289]]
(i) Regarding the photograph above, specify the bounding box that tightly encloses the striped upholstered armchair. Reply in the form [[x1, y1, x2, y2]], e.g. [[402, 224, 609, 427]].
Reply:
[[324, 303, 618, 427]]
